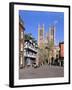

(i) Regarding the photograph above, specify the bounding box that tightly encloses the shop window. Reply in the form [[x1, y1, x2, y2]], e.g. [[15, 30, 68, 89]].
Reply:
[[20, 56, 23, 65]]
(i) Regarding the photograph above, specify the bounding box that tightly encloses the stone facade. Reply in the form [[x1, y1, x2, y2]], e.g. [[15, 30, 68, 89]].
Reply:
[[19, 16, 25, 68]]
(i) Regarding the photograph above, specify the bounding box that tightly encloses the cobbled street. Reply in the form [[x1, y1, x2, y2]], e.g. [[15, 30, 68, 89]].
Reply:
[[19, 65, 64, 79]]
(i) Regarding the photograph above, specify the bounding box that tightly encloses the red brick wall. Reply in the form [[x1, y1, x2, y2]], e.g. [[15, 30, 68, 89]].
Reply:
[[59, 43, 64, 58]]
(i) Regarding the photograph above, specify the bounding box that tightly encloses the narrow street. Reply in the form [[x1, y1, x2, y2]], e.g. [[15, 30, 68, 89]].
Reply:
[[19, 65, 64, 79]]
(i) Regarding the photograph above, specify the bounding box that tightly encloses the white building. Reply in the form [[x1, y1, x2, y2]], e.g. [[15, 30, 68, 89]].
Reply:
[[24, 39, 38, 66]]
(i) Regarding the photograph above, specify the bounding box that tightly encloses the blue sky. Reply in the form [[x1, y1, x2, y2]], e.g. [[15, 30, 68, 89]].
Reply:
[[19, 10, 64, 45]]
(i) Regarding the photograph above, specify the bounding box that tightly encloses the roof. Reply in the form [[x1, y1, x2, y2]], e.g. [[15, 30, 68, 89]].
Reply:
[[19, 16, 25, 30]]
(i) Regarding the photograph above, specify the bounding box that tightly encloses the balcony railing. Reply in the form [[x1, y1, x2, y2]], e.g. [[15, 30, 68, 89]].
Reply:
[[24, 53, 37, 58], [24, 45, 37, 52]]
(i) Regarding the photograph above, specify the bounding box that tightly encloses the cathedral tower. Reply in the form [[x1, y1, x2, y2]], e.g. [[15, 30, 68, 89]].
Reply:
[[38, 24, 44, 49]]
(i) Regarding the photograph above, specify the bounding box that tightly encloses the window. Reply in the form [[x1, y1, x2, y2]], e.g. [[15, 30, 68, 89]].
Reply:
[[21, 31, 23, 39], [21, 43, 23, 51]]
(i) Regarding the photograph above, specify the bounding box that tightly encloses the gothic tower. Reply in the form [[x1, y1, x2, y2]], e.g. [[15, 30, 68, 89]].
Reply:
[[38, 24, 44, 49]]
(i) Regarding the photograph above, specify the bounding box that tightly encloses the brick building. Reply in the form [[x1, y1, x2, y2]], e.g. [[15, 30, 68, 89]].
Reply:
[[19, 16, 25, 68], [59, 42, 64, 59]]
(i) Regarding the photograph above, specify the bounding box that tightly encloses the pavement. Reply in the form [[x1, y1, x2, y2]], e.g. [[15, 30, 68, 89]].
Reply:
[[19, 65, 64, 79]]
